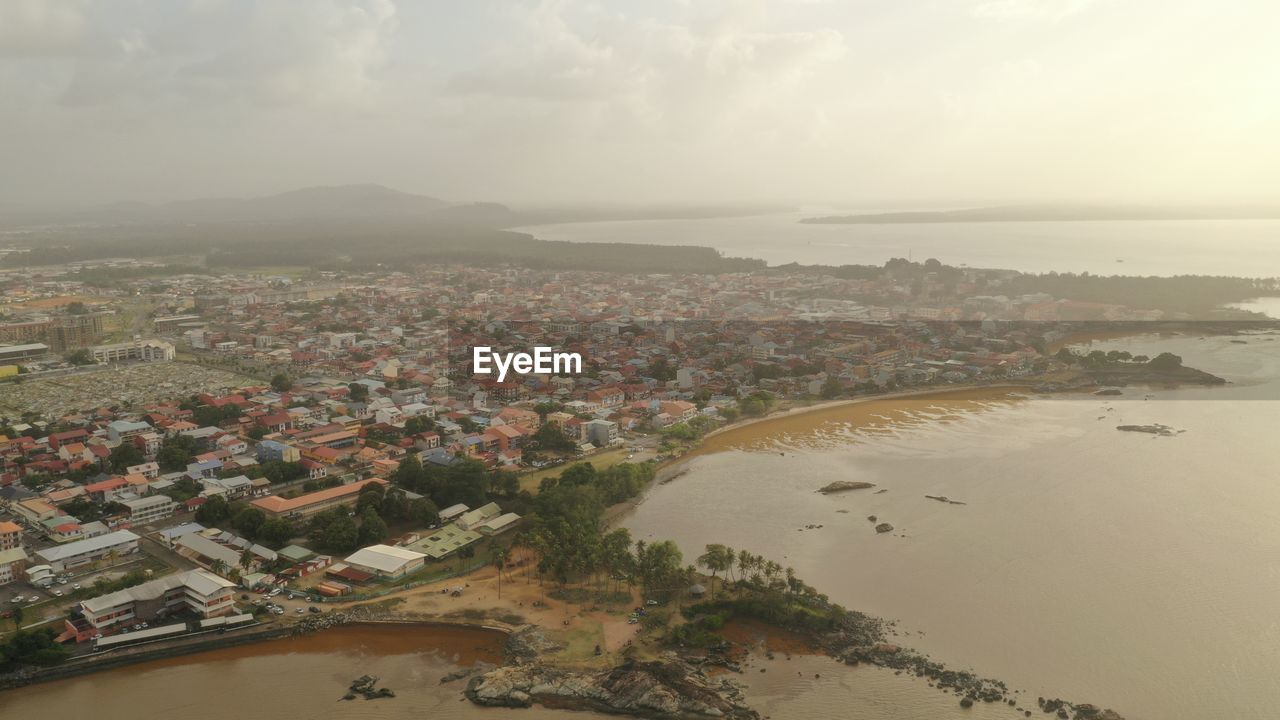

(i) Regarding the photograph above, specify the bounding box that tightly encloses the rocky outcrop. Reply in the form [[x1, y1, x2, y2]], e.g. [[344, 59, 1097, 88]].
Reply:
[[1116, 424, 1178, 436], [466, 657, 758, 719], [818, 481, 875, 494], [874, 522, 894, 534]]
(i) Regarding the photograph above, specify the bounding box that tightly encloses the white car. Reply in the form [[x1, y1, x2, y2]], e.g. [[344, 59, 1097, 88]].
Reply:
[[10, 596, 23, 603], [53, 590, 63, 597]]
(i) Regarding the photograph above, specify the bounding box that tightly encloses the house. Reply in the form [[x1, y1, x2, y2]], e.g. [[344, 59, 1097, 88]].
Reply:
[[201, 475, 253, 500], [0, 547, 28, 585], [587, 387, 626, 409], [107, 420, 153, 443], [342, 544, 426, 579], [659, 400, 697, 422], [85, 476, 129, 502], [0, 520, 21, 551], [126, 462, 161, 480]]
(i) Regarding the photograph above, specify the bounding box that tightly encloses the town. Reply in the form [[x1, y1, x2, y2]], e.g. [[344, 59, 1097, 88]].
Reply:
[[0, 255, 1255, 669]]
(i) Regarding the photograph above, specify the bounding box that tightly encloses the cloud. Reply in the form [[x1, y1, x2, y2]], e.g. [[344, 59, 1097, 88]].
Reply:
[[444, 0, 847, 142], [0, 0, 88, 57], [55, 0, 400, 107], [971, 0, 1099, 21]]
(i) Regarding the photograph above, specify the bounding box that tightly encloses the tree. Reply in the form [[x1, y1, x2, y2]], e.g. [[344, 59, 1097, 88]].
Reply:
[[357, 508, 389, 546], [1148, 352, 1183, 370], [157, 434, 197, 471], [697, 544, 734, 598], [231, 507, 267, 539], [195, 495, 231, 525], [270, 373, 293, 393], [491, 546, 508, 599], [108, 442, 144, 473], [410, 497, 440, 528], [258, 518, 295, 548], [322, 516, 359, 553], [239, 548, 255, 571], [347, 382, 369, 401], [64, 348, 95, 366]]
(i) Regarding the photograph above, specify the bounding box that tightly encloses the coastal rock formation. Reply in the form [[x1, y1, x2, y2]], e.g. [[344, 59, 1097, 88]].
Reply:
[[818, 481, 875, 494], [1116, 424, 1178, 436], [466, 658, 759, 719], [875, 523, 894, 534]]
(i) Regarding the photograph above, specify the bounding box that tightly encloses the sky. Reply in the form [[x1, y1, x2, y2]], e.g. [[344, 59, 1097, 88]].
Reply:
[[1, 0, 1277, 208]]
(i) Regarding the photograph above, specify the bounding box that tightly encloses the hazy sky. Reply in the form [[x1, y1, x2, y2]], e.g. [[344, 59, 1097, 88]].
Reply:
[[2, 0, 1277, 207]]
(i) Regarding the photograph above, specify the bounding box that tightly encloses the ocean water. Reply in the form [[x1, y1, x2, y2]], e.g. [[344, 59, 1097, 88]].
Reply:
[[622, 334, 1280, 720], [519, 213, 1280, 277]]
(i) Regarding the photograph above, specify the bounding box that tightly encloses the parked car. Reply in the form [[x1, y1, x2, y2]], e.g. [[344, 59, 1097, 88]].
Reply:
[[72, 583, 82, 591], [308, 606, 321, 614], [10, 596, 23, 603]]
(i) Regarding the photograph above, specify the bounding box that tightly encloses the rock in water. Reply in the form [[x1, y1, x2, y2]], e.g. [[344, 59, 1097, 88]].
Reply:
[[466, 658, 760, 718], [875, 523, 894, 534], [818, 481, 875, 494]]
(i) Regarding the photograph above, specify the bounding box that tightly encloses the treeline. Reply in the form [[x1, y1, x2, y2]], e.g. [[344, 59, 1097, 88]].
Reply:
[[3, 219, 765, 274]]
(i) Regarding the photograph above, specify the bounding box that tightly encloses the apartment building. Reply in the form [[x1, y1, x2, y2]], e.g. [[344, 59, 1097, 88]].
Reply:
[[73, 569, 237, 638], [120, 495, 177, 525]]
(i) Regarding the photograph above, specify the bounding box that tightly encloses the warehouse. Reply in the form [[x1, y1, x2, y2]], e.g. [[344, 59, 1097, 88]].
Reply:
[[342, 544, 427, 579], [36, 530, 140, 572]]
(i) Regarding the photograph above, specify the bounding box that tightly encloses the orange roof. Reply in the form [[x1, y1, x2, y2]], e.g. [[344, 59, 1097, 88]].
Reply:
[[0, 521, 21, 534], [251, 478, 386, 514]]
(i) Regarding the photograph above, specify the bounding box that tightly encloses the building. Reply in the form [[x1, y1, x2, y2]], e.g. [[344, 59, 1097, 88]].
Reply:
[[583, 419, 619, 447], [342, 544, 427, 579], [48, 314, 105, 352], [250, 478, 387, 520], [256, 439, 300, 463], [475, 512, 522, 537], [0, 520, 21, 550], [71, 569, 236, 639], [455, 502, 502, 531], [174, 533, 245, 573], [0, 343, 50, 363], [35, 530, 141, 573], [120, 495, 177, 525], [90, 338, 176, 363], [404, 523, 482, 560], [107, 420, 153, 443], [0, 547, 28, 585]]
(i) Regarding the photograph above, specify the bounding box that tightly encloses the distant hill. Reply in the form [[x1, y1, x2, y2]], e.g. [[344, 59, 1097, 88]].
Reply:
[[801, 205, 1280, 224], [70, 184, 455, 225]]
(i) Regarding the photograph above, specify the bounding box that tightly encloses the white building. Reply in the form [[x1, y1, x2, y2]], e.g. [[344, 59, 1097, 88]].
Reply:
[[77, 569, 236, 633], [35, 530, 141, 572], [343, 544, 426, 579], [121, 495, 177, 525]]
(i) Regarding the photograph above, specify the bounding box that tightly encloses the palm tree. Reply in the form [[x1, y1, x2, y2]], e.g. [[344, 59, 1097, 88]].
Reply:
[[490, 546, 507, 599], [697, 544, 732, 598]]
